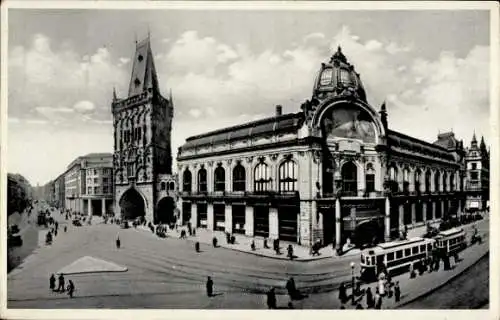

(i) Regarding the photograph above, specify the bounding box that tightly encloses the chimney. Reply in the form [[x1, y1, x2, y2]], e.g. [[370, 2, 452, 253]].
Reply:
[[275, 105, 282, 116]]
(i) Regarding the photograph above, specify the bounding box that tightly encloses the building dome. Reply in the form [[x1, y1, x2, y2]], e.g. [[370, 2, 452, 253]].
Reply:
[[312, 46, 367, 103]]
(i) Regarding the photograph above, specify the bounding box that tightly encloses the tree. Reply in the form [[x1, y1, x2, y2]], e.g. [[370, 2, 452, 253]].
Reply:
[[7, 173, 33, 216]]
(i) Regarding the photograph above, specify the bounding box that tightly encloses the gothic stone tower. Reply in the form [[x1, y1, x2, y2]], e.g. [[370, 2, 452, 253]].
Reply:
[[112, 36, 176, 224]]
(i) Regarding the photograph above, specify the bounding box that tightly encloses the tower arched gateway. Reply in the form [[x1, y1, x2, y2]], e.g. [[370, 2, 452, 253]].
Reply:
[[112, 35, 176, 224]]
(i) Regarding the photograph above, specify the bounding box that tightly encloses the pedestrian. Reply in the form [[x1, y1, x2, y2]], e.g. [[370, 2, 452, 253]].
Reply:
[[206, 276, 213, 297], [366, 287, 374, 308], [394, 281, 401, 303], [374, 287, 382, 309], [49, 274, 56, 291], [251, 240, 256, 251], [116, 236, 121, 249], [64, 226, 67, 233], [286, 277, 297, 300], [264, 238, 269, 249], [57, 273, 65, 292], [266, 287, 277, 309], [67, 280, 75, 298], [287, 244, 294, 260], [338, 282, 347, 304], [195, 242, 200, 252], [212, 237, 218, 248]]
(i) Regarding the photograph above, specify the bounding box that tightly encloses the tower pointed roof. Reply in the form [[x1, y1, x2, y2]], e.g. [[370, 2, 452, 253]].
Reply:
[[128, 36, 159, 97]]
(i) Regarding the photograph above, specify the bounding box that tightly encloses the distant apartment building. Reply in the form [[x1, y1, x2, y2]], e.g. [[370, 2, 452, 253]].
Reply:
[[64, 153, 114, 216]]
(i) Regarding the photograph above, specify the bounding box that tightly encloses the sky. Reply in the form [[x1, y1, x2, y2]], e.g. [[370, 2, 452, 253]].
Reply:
[[6, 8, 491, 186]]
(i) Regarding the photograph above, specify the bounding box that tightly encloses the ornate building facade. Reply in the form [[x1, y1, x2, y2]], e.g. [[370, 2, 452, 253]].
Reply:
[[177, 47, 473, 249], [464, 133, 490, 211], [111, 36, 177, 224]]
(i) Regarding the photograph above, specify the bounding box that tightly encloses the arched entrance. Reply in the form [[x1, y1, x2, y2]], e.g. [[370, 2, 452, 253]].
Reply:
[[119, 188, 145, 220], [157, 197, 176, 225], [341, 162, 358, 196], [354, 219, 384, 248]]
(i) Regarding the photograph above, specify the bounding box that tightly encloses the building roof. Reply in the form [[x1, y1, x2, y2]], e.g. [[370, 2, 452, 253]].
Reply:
[[128, 37, 159, 97], [179, 112, 305, 150], [433, 131, 459, 150], [387, 130, 456, 162]]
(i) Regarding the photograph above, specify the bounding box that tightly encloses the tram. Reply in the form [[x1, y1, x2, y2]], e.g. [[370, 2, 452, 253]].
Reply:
[[360, 237, 436, 282], [434, 227, 467, 258]]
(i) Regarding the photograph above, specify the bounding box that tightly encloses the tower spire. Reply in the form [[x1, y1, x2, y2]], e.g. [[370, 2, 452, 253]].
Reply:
[[127, 34, 159, 97]]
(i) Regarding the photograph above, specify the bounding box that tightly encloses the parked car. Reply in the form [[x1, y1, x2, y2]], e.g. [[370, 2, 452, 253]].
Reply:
[[72, 219, 82, 226], [8, 234, 23, 247]]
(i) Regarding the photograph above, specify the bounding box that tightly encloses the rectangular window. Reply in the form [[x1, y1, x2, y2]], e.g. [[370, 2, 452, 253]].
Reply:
[[387, 252, 394, 261], [396, 250, 403, 259], [412, 247, 418, 254], [404, 248, 411, 256], [470, 172, 478, 180], [471, 163, 477, 170], [87, 187, 92, 194], [366, 174, 375, 193], [420, 245, 426, 252], [94, 187, 99, 194]]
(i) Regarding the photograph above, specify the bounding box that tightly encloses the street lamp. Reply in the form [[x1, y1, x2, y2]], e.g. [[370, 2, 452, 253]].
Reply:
[[350, 261, 356, 305]]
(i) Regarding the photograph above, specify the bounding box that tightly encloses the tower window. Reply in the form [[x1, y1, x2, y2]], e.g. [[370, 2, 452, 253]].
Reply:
[[320, 68, 333, 86], [134, 78, 141, 87], [138, 54, 144, 62]]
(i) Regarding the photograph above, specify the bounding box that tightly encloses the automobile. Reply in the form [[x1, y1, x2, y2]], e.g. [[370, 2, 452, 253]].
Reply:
[[72, 219, 82, 226], [8, 234, 23, 247], [9, 225, 20, 234]]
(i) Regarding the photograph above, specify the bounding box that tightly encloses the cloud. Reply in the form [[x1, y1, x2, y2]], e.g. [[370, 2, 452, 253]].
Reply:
[[188, 108, 202, 118], [73, 100, 96, 113], [8, 33, 127, 126], [26, 119, 49, 125], [365, 40, 383, 51]]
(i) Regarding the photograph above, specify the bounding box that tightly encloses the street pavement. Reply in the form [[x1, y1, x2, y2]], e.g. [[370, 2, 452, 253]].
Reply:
[[6, 207, 490, 309]]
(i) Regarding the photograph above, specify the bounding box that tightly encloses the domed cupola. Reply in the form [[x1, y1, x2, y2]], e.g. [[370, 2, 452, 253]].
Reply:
[[312, 46, 367, 103]]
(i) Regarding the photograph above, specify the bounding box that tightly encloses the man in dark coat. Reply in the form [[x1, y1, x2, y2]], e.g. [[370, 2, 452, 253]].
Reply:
[[49, 274, 56, 291], [116, 236, 121, 249], [57, 274, 65, 292], [286, 277, 297, 300], [394, 281, 401, 302], [206, 276, 213, 297], [338, 282, 347, 304], [266, 287, 277, 309], [365, 287, 374, 308], [67, 280, 75, 298]]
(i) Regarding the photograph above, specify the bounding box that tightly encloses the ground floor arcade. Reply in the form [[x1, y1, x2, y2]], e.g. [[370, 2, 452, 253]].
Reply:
[[179, 195, 464, 248], [65, 197, 113, 216]]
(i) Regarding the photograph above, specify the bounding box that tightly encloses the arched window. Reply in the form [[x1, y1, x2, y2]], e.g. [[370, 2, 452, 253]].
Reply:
[[198, 168, 207, 193], [425, 170, 431, 193], [214, 166, 225, 192], [279, 160, 298, 192], [233, 164, 246, 192], [169, 182, 175, 191], [254, 163, 271, 192], [341, 162, 357, 196], [403, 168, 410, 193], [443, 172, 448, 192], [450, 172, 456, 191], [183, 169, 192, 192], [415, 169, 421, 193], [161, 182, 166, 191], [389, 166, 396, 181], [365, 163, 375, 193], [434, 171, 440, 192]]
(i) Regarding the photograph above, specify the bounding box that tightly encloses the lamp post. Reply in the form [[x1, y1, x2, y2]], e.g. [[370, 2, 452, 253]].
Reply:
[[350, 261, 356, 305]]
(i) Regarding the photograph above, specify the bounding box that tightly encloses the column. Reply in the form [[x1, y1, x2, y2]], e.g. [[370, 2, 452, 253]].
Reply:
[[335, 198, 341, 250], [269, 207, 279, 240], [207, 203, 214, 230], [102, 198, 106, 215], [384, 197, 391, 241], [411, 203, 416, 225], [457, 200, 462, 219], [87, 199, 92, 216], [191, 203, 198, 228], [350, 207, 356, 232], [440, 201, 445, 219], [225, 205, 233, 233], [422, 202, 427, 222], [297, 211, 301, 245], [245, 206, 254, 236], [432, 202, 436, 221], [398, 204, 404, 228]]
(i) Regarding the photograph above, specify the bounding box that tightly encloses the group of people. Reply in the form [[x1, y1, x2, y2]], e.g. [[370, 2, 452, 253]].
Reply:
[[49, 273, 76, 298], [338, 273, 401, 309]]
